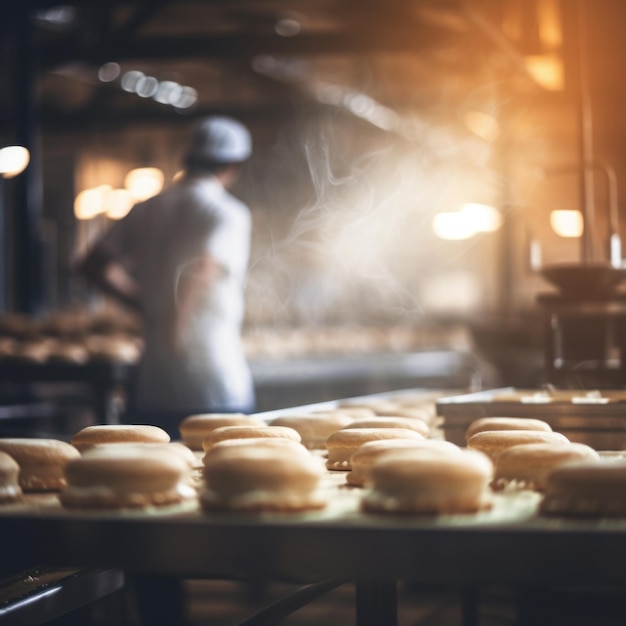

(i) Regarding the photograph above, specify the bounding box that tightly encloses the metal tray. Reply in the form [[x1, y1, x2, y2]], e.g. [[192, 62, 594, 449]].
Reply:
[[436, 387, 626, 448]]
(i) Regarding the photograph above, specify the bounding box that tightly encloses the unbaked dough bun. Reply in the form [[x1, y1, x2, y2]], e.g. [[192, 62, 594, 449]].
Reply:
[[269, 414, 354, 449], [325, 428, 425, 471], [467, 430, 569, 462], [200, 444, 326, 512], [0, 438, 80, 491], [202, 437, 310, 466], [179, 413, 265, 450], [70, 424, 170, 453], [539, 460, 626, 517], [494, 442, 600, 491], [0, 451, 22, 503], [60, 445, 195, 509], [347, 438, 461, 487], [465, 417, 552, 443], [201, 425, 301, 452], [342, 417, 430, 438], [313, 407, 375, 419], [362, 448, 494, 515], [95, 441, 199, 471]]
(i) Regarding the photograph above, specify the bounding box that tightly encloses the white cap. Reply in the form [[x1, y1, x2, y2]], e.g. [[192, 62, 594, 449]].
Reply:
[[186, 116, 252, 164]]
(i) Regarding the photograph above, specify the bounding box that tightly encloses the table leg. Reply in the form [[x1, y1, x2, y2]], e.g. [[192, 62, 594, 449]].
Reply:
[[355, 580, 397, 626], [461, 585, 479, 626]]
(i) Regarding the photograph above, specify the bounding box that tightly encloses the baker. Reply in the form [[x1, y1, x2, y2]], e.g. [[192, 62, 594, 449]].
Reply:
[[78, 116, 256, 437]]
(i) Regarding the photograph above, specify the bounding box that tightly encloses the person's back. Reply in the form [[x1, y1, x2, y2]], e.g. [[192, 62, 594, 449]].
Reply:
[[78, 116, 255, 435], [129, 175, 252, 413]]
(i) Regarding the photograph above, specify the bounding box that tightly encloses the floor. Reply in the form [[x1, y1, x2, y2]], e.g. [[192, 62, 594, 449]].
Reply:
[[35, 573, 626, 625], [182, 579, 517, 626]]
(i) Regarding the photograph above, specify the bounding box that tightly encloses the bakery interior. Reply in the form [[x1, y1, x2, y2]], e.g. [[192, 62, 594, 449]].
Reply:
[[4, 0, 626, 624]]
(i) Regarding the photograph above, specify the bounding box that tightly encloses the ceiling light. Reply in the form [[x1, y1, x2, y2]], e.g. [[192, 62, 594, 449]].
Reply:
[[74, 185, 111, 220], [0, 146, 30, 178], [432, 211, 476, 240], [525, 54, 564, 91], [172, 86, 198, 110], [460, 203, 502, 232], [124, 167, 164, 201], [550, 210, 583, 237], [154, 81, 182, 105], [274, 17, 301, 37], [106, 189, 134, 220], [98, 62, 120, 83], [121, 70, 144, 93], [464, 111, 501, 142], [135, 75, 159, 98]]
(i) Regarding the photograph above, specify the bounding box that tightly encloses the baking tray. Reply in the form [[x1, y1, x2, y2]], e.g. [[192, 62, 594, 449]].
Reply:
[[436, 387, 626, 448], [3, 388, 626, 606]]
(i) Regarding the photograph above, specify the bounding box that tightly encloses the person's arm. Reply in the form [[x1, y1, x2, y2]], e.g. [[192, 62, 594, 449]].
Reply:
[[78, 244, 142, 311], [171, 254, 222, 350]]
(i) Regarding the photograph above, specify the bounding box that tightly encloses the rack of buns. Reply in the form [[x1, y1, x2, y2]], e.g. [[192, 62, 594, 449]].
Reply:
[[1, 389, 626, 526]]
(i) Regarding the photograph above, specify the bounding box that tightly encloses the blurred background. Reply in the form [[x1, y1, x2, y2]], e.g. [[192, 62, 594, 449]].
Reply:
[[1, 0, 625, 422]]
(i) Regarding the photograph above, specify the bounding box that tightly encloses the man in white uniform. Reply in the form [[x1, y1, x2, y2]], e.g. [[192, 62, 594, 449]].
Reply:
[[79, 116, 255, 437]]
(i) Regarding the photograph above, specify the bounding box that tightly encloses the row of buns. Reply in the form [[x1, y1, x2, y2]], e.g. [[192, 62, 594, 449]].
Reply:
[[1, 399, 626, 518], [0, 334, 143, 365]]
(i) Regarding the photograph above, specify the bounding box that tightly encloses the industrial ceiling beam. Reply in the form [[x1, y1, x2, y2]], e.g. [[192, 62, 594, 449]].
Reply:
[[40, 28, 457, 70]]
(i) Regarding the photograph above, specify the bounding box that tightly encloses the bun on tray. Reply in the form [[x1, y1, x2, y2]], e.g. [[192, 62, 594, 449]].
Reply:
[[347, 438, 460, 487], [467, 430, 569, 462], [325, 428, 425, 471], [494, 442, 600, 491], [362, 448, 494, 515], [201, 425, 301, 451], [70, 424, 170, 453], [269, 414, 353, 449], [179, 414, 265, 451], [60, 445, 195, 509], [539, 460, 626, 517], [0, 450, 22, 503], [0, 438, 80, 492], [201, 443, 326, 512], [466, 417, 552, 443]]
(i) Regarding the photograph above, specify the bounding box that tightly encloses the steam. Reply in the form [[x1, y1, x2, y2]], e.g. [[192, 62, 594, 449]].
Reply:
[[244, 106, 504, 329], [244, 59, 518, 328]]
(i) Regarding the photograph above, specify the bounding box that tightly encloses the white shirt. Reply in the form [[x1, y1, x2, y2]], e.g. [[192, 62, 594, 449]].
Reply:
[[99, 175, 253, 411]]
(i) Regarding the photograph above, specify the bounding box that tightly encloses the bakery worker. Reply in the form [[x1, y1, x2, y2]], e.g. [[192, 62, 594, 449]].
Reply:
[[79, 116, 255, 437]]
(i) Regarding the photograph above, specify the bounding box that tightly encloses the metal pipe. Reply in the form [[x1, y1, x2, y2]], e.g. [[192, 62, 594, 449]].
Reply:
[[576, 0, 596, 263]]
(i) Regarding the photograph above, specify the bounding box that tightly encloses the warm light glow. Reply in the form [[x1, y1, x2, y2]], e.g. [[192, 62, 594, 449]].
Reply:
[[550, 210, 583, 237], [124, 167, 164, 201], [432, 211, 476, 240], [461, 203, 502, 232], [0, 146, 30, 178], [464, 111, 501, 142], [74, 185, 111, 220], [537, 0, 562, 49], [106, 188, 134, 219], [525, 54, 564, 91], [432, 204, 502, 240]]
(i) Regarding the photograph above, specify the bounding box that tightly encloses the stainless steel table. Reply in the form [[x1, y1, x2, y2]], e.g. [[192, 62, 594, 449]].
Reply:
[[2, 484, 626, 625], [2, 390, 626, 625]]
